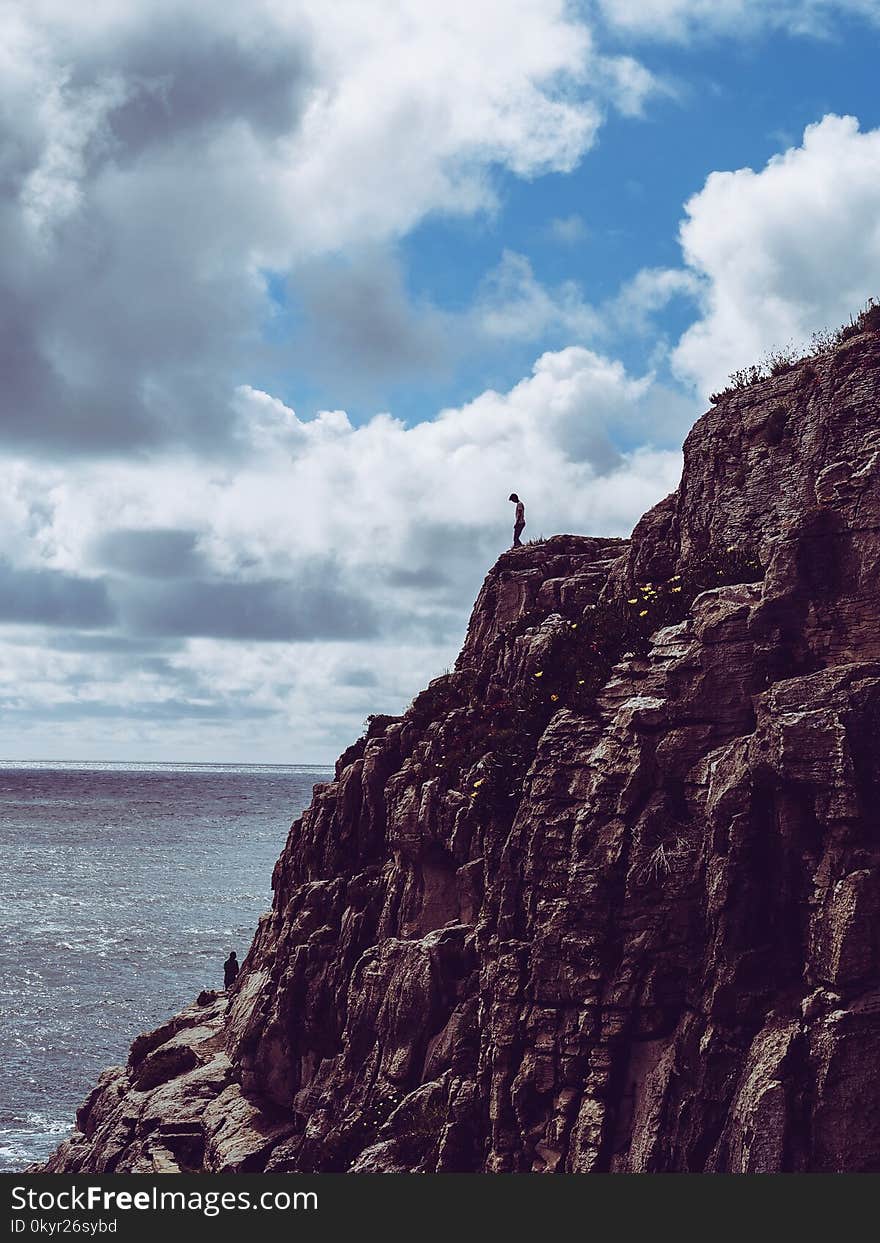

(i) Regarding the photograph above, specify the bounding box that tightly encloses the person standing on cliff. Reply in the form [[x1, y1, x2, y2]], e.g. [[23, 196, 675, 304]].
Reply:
[[224, 951, 239, 989], [509, 493, 525, 547]]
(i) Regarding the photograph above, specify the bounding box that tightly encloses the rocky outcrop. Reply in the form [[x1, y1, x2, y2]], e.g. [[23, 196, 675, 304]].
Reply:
[[44, 328, 880, 1173]]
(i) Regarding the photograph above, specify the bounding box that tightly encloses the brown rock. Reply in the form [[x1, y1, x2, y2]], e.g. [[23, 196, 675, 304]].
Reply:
[[44, 328, 880, 1173]]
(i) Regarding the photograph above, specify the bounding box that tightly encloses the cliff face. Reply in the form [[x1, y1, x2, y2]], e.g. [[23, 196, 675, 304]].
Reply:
[[45, 329, 880, 1174]]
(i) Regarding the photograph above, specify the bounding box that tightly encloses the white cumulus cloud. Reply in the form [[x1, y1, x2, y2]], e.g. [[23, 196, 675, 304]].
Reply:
[[0, 0, 665, 454], [0, 346, 689, 759], [671, 115, 880, 396]]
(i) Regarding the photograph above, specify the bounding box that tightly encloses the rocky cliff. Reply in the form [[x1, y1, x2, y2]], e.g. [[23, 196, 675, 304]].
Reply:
[[44, 324, 880, 1174]]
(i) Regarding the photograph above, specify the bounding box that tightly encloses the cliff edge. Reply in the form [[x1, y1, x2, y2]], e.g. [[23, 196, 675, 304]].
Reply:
[[44, 326, 880, 1173]]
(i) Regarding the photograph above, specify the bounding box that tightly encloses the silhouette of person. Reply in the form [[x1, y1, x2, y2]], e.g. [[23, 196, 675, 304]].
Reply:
[[509, 493, 525, 547], [224, 951, 239, 989]]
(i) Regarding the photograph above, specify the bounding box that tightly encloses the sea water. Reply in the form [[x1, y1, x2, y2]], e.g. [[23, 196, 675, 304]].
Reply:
[[0, 760, 330, 1171]]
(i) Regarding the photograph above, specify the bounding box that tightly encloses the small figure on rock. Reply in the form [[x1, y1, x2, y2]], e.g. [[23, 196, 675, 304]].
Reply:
[[509, 493, 525, 547], [223, 951, 239, 989]]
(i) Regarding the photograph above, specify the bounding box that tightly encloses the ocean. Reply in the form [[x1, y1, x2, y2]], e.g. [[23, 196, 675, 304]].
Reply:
[[0, 760, 331, 1172]]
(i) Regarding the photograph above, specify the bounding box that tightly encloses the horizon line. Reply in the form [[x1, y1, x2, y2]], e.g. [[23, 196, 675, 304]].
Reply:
[[0, 757, 335, 768]]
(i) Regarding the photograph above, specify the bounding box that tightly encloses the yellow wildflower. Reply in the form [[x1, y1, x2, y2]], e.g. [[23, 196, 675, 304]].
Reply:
[[550, 693, 559, 702], [473, 778, 484, 788], [577, 679, 585, 685], [671, 586, 682, 593], [628, 598, 638, 604], [534, 671, 543, 678], [639, 610, 648, 617], [570, 623, 577, 629]]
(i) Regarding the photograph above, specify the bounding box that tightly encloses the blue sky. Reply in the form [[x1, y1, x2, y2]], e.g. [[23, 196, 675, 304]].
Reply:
[[264, 11, 880, 427], [1, 1, 879, 762]]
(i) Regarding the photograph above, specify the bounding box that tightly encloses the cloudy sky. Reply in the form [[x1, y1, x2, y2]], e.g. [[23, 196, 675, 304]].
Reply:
[[1, 1, 879, 763]]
